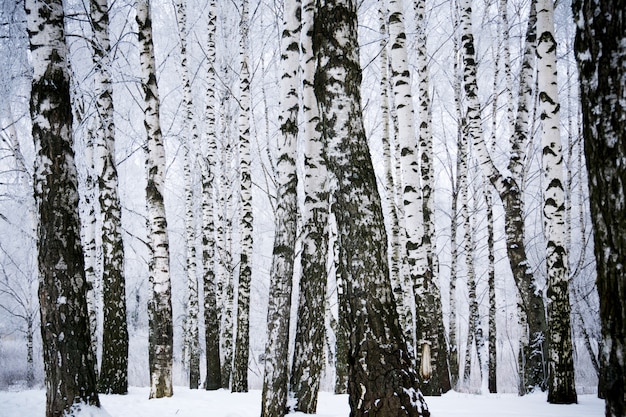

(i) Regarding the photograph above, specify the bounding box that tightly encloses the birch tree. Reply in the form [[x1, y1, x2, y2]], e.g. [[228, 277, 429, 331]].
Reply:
[[136, 0, 174, 399], [90, 0, 129, 395], [174, 0, 201, 390], [535, 0, 577, 404], [261, 3, 300, 416], [315, 0, 429, 415], [26, 0, 101, 414], [290, 0, 330, 412], [459, 0, 548, 393], [574, 0, 626, 414], [202, 0, 222, 391], [232, 0, 253, 393]]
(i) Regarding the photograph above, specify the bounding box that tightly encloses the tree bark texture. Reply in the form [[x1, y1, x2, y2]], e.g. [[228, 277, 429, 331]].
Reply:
[[136, 0, 174, 399], [26, 0, 101, 414], [290, 0, 330, 413], [233, 0, 253, 393], [90, 0, 129, 395], [261, 0, 300, 415], [314, 1, 429, 415], [536, 0, 577, 404], [202, 0, 222, 391], [574, 0, 626, 414]]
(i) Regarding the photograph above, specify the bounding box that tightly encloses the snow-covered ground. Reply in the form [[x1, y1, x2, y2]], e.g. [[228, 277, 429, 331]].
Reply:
[[0, 386, 604, 417]]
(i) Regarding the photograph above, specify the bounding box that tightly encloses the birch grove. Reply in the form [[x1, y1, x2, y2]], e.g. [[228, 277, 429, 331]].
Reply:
[[1, 0, 611, 412]]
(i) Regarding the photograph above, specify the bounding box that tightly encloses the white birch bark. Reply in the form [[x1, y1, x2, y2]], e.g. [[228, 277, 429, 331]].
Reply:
[[202, 0, 221, 391], [26, 0, 101, 414], [90, 0, 128, 394], [232, 0, 253, 393], [261, 2, 300, 415], [136, 0, 174, 399], [536, 0, 576, 403], [314, 1, 429, 414], [290, 0, 330, 412], [174, 0, 200, 390]]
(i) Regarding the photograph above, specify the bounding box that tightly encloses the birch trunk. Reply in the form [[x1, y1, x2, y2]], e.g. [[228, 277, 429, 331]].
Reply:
[[536, 0, 577, 404], [202, 0, 221, 391], [26, 0, 101, 414], [459, 0, 548, 393], [136, 0, 174, 399], [174, 0, 201, 390], [232, 0, 253, 393], [290, 0, 330, 412], [261, 0, 300, 415], [90, 0, 129, 395], [574, 0, 626, 413], [315, 1, 429, 415]]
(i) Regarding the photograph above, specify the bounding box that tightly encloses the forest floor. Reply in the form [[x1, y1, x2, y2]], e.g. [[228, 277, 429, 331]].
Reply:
[[0, 385, 604, 416]]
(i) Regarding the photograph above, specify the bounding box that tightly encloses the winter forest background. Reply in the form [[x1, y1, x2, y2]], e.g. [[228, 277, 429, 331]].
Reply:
[[0, 0, 606, 413]]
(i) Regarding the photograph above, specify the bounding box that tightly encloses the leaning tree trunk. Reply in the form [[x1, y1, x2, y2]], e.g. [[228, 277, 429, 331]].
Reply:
[[90, 0, 129, 395], [536, 0, 577, 404], [574, 0, 626, 414], [314, 1, 429, 415], [232, 0, 253, 393], [136, 0, 174, 399], [290, 0, 330, 413], [26, 0, 101, 415], [261, 0, 300, 415], [202, 0, 222, 391]]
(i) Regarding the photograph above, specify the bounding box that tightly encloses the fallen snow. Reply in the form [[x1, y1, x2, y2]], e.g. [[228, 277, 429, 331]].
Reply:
[[0, 386, 604, 417]]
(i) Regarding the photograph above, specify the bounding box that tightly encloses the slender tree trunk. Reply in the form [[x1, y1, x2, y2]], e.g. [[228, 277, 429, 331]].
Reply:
[[232, 0, 253, 393], [378, 0, 403, 325], [217, 63, 235, 390], [202, 0, 221, 391], [290, 0, 330, 412], [174, 0, 201, 390], [315, 1, 429, 415], [136, 0, 174, 399], [91, 0, 129, 395], [261, 1, 300, 415], [26, 0, 101, 414], [459, 0, 548, 393], [536, 0, 577, 404]]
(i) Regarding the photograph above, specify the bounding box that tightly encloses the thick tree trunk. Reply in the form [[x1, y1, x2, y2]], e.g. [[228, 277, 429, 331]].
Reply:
[[91, 0, 129, 395], [26, 0, 101, 414], [202, 0, 222, 392], [314, 1, 429, 415], [136, 0, 174, 399], [290, 0, 330, 413], [232, 0, 253, 393], [261, 1, 300, 415], [574, 0, 626, 414]]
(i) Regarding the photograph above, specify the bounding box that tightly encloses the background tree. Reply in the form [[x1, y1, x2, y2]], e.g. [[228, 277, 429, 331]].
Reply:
[[232, 0, 253, 393], [25, 0, 101, 414], [574, 0, 626, 414]]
